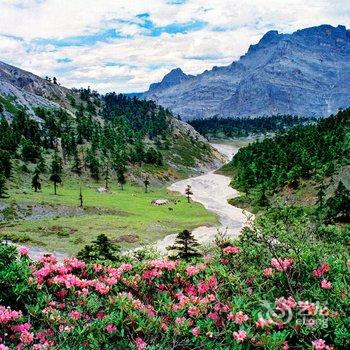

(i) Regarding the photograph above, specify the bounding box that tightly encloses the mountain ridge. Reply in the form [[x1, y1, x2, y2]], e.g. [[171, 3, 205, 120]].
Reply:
[[143, 24, 350, 120], [0, 60, 73, 119]]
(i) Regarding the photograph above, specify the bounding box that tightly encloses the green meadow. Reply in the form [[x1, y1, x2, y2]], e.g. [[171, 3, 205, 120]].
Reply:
[[0, 178, 218, 255]]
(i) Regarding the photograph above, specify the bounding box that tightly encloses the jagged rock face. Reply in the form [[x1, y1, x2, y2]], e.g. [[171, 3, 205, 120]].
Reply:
[[0, 61, 70, 118], [144, 25, 350, 120], [148, 68, 193, 93]]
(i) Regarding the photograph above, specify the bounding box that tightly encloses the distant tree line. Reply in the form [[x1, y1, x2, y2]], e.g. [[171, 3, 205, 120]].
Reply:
[[189, 115, 316, 138]]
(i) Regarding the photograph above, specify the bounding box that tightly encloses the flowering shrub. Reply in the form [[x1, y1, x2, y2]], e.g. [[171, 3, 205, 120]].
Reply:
[[0, 212, 349, 349]]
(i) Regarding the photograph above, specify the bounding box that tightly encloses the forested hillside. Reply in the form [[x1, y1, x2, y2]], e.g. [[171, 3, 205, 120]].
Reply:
[[223, 109, 350, 226], [189, 115, 315, 139], [0, 90, 220, 196], [226, 109, 350, 192]]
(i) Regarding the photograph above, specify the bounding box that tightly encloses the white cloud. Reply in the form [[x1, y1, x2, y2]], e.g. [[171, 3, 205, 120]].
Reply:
[[0, 0, 349, 92]]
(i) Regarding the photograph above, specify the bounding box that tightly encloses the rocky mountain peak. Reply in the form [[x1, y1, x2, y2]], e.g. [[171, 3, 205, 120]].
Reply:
[[148, 67, 191, 93], [143, 24, 350, 120]]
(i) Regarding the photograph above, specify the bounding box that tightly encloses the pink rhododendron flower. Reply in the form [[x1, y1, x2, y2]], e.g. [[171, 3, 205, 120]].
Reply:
[[175, 317, 185, 325], [223, 246, 241, 254], [94, 282, 110, 294], [19, 246, 29, 256], [312, 339, 328, 350], [69, 311, 81, 320], [234, 311, 249, 324], [207, 312, 219, 322], [19, 330, 34, 344], [313, 263, 330, 278], [64, 258, 85, 269], [38, 255, 57, 264], [135, 337, 147, 350], [192, 327, 200, 337], [275, 296, 296, 311], [263, 267, 274, 277], [186, 266, 200, 276], [233, 330, 247, 342], [197, 281, 209, 294], [106, 324, 117, 333], [12, 322, 31, 333], [255, 317, 273, 328], [207, 276, 217, 289], [0, 345, 8, 350], [282, 341, 289, 350], [149, 259, 176, 271], [119, 263, 133, 272], [0, 306, 22, 324], [271, 258, 293, 271], [321, 279, 332, 289], [188, 306, 200, 317]]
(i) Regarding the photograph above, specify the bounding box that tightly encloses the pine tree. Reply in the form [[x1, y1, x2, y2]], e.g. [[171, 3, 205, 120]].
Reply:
[[72, 150, 82, 175], [0, 150, 12, 178], [77, 234, 120, 262], [316, 179, 327, 206], [324, 181, 350, 221], [116, 167, 126, 190], [50, 173, 62, 195], [258, 188, 269, 207], [31, 169, 41, 192], [167, 229, 201, 260], [20, 139, 40, 162], [79, 187, 83, 207], [103, 162, 110, 189], [114, 153, 127, 190], [86, 148, 100, 180], [185, 185, 193, 203], [0, 173, 8, 198], [143, 175, 150, 193], [37, 155, 46, 173], [51, 150, 63, 175]]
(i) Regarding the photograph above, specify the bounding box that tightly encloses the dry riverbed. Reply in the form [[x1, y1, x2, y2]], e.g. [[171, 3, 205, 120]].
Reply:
[[154, 143, 252, 253]]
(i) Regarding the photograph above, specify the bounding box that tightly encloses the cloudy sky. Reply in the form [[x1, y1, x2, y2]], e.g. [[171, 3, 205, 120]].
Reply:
[[0, 0, 349, 93]]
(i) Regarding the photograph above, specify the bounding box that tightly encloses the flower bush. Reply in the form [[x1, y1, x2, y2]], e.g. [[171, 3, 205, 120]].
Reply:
[[0, 210, 349, 349]]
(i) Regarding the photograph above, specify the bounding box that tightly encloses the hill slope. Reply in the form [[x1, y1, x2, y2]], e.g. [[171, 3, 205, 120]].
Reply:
[[144, 24, 350, 120], [222, 108, 350, 217], [0, 61, 73, 119], [0, 61, 224, 179]]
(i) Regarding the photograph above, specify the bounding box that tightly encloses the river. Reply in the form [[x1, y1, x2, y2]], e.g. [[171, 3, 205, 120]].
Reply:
[[154, 143, 252, 253]]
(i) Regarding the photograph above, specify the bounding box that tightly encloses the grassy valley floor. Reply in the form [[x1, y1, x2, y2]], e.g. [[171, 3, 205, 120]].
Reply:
[[0, 179, 218, 255]]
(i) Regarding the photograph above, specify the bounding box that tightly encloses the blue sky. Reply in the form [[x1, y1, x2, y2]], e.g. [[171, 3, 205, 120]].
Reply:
[[0, 0, 349, 93]]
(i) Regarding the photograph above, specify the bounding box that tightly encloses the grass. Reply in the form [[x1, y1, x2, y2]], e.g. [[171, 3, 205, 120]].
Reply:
[[0, 94, 20, 115], [0, 177, 218, 255], [168, 136, 211, 168]]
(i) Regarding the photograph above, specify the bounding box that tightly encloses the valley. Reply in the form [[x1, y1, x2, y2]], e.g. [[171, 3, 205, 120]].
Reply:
[[1, 142, 251, 258], [0, 7, 349, 349]]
